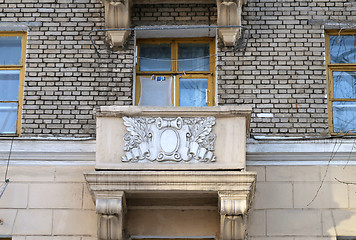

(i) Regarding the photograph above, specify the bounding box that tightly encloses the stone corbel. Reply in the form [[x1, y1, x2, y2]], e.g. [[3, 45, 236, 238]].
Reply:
[[217, 0, 247, 46], [101, 0, 132, 51], [219, 192, 250, 240], [96, 192, 126, 240]]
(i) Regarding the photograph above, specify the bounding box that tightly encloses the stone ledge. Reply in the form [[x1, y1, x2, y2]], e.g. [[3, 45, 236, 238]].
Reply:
[[84, 170, 256, 196], [96, 106, 252, 118]]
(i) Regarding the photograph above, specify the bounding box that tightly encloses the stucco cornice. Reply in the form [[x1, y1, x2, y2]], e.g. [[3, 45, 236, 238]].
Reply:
[[84, 170, 256, 240], [84, 170, 256, 195]]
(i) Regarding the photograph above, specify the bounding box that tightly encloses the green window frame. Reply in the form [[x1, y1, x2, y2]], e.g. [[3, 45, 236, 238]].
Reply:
[[0, 32, 27, 136], [325, 30, 356, 135]]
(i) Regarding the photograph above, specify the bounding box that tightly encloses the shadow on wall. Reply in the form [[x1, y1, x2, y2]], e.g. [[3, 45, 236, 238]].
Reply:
[[246, 165, 356, 239]]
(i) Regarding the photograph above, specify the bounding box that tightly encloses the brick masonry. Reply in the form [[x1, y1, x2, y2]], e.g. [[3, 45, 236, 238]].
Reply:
[[0, 0, 355, 137], [218, 0, 355, 136]]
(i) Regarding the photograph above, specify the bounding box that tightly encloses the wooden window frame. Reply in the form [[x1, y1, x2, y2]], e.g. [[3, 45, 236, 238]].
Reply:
[[0, 31, 27, 136], [325, 30, 356, 135], [135, 37, 215, 106]]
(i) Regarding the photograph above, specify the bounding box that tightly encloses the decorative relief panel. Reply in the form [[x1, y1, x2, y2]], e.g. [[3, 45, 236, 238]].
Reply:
[[122, 117, 216, 163]]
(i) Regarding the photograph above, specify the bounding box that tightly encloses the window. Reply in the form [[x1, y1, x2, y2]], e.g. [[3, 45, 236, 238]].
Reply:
[[325, 30, 356, 134], [0, 32, 27, 135], [135, 38, 215, 107]]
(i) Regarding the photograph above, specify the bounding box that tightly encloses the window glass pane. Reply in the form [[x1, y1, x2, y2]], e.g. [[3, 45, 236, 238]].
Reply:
[[333, 101, 356, 133], [138, 76, 173, 106], [0, 70, 20, 101], [333, 71, 356, 99], [180, 78, 208, 107], [330, 35, 356, 63], [139, 44, 171, 71], [0, 102, 18, 134], [0, 36, 22, 65], [178, 43, 210, 71]]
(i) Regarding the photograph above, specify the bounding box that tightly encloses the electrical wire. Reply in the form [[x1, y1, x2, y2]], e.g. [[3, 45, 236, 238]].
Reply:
[[0, 137, 13, 199], [138, 55, 212, 61], [307, 138, 343, 206], [4, 137, 13, 182]]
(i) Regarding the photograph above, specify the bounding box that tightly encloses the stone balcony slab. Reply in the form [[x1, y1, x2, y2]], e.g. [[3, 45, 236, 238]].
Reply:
[[95, 106, 252, 170]]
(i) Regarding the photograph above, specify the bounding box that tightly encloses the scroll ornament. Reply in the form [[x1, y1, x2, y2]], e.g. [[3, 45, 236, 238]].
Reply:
[[122, 116, 216, 163]]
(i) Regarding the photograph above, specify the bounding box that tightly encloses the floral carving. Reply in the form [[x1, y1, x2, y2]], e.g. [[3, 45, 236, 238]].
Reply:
[[122, 117, 152, 151], [185, 117, 216, 151], [122, 116, 216, 163]]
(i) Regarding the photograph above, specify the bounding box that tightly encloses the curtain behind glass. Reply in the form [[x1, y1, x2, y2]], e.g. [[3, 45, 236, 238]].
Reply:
[[180, 78, 208, 107], [0, 103, 18, 134], [139, 43, 171, 71], [138, 76, 173, 106], [178, 43, 210, 71]]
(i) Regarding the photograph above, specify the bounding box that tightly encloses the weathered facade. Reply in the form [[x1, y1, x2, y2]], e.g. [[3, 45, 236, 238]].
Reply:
[[0, 0, 356, 239]]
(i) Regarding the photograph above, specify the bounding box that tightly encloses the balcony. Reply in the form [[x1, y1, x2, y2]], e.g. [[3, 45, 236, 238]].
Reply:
[[95, 106, 251, 170], [85, 106, 256, 240]]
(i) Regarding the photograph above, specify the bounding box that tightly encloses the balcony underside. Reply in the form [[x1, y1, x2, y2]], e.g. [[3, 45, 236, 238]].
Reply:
[[85, 170, 256, 240]]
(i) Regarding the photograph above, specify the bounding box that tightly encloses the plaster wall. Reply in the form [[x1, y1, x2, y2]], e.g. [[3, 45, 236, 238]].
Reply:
[[0, 165, 96, 240], [0, 139, 355, 239], [1, 164, 356, 239], [247, 165, 356, 240], [126, 209, 219, 237]]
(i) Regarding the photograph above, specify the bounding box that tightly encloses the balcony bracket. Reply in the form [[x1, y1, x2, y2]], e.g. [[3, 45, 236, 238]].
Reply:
[[96, 193, 126, 240], [217, 0, 247, 46], [219, 192, 251, 240], [101, 0, 132, 50], [85, 170, 256, 240]]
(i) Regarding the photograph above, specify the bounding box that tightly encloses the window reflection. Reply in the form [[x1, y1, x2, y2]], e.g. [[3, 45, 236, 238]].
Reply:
[[333, 102, 356, 133], [330, 35, 356, 64], [333, 71, 356, 99], [0, 70, 20, 101], [0, 36, 22, 65], [178, 43, 210, 71], [139, 43, 171, 71]]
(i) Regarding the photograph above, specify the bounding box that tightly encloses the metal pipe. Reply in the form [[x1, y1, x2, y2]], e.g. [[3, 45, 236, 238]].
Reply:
[[89, 25, 250, 57]]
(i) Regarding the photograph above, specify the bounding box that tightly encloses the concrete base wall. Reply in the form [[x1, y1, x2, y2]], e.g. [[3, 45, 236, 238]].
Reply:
[[126, 209, 219, 237], [0, 165, 96, 240], [1, 164, 356, 239], [247, 165, 356, 240]]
